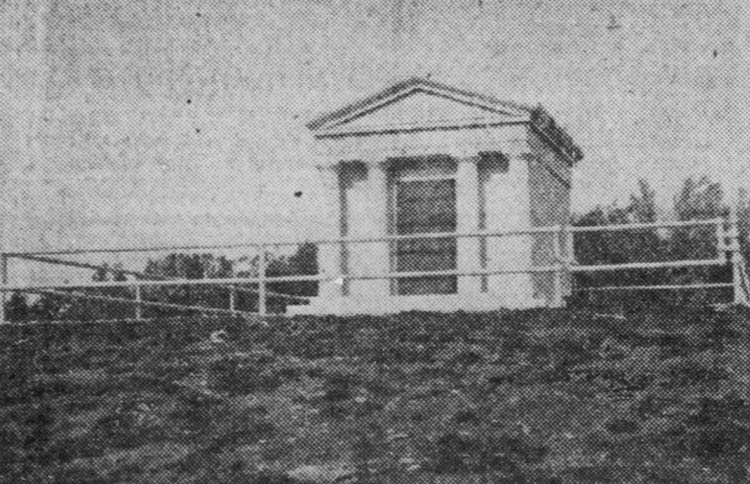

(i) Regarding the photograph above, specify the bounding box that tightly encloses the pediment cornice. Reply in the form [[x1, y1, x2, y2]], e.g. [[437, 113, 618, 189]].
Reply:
[[308, 78, 583, 164]]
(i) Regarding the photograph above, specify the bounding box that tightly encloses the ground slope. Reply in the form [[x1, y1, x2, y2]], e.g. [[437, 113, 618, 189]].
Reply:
[[1, 307, 749, 483]]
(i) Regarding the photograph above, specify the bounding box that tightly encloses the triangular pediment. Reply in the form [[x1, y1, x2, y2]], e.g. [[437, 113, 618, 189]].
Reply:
[[308, 78, 531, 136]]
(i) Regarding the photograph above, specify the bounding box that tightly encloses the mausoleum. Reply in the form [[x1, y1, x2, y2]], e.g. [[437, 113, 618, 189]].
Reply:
[[289, 78, 583, 315]]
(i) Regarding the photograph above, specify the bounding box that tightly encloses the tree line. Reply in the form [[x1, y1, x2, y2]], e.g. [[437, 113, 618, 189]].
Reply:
[[571, 176, 749, 308], [4, 243, 318, 322]]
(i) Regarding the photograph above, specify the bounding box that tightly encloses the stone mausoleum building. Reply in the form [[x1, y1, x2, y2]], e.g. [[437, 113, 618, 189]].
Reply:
[[289, 78, 583, 315]]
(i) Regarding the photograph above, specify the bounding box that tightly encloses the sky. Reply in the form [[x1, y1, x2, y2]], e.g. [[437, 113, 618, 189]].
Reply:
[[0, 0, 747, 254]]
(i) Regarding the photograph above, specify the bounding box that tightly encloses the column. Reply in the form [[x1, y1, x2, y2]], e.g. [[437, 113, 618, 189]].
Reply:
[[316, 164, 344, 300], [366, 161, 391, 299], [0, 254, 7, 324], [487, 152, 535, 305], [456, 156, 482, 294], [478, 162, 490, 293]]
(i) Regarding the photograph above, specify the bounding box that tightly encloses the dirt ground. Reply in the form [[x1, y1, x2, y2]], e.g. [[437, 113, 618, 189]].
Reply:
[[1, 307, 749, 483]]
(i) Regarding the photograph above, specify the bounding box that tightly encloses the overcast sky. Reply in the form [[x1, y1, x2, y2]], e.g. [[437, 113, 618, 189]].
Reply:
[[0, 0, 747, 252]]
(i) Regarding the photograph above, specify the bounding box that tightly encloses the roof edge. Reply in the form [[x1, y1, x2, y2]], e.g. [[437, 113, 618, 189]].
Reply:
[[306, 77, 533, 131], [306, 78, 583, 164], [529, 106, 584, 164]]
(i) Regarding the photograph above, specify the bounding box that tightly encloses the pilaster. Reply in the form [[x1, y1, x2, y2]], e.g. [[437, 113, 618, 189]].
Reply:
[[456, 156, 482, 294], [315, 164, 344, 300], [347, 161, 391, 298]]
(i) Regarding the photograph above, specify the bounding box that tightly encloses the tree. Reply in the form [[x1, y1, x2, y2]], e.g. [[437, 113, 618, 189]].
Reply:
[[574, 179, 663, 264], [27, 263, 134, 321], [86, 263, 132, 320], [574, 177, 728, 266], [671, 176, 726, 261], [572, 180, 667, 303], [572, 177, 734, 308], [29, 292, 69, 321], [630, 179, 658, 223], [141, 253, 234, 318], [4, 291, 29, 322], [266, 242, 319, 312], [139, 245, 319, 316], [668, 177, 730, 304]]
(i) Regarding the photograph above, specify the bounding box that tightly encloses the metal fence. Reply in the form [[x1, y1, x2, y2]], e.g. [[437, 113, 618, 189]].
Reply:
[[0, 214, 747, 324]]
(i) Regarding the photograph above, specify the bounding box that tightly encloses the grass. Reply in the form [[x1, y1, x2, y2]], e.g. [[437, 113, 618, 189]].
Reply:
[[0, 307, 749, 483]]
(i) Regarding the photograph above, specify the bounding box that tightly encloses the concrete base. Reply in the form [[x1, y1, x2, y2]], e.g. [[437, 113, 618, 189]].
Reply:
[[287, 291, 546, 316]]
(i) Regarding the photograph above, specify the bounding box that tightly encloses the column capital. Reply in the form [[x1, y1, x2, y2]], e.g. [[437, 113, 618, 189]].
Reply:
[[317, 158, 393, 172], [368, 158, 392, 171], [349, 154, 391, 169], [315, 161, 340, 174], [455, 154, 482, 164]]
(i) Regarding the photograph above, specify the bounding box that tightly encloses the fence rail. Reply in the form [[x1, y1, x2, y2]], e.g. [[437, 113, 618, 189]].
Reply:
[[0, 215, 747, 323]]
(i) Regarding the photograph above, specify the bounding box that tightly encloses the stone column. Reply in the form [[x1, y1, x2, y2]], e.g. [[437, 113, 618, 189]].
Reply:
[[316, 164, 344, 300], [349, 161, 391, 301], [456, 156, 482, 295]]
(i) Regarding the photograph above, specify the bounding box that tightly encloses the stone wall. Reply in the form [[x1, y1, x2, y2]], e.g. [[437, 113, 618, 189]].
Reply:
[[527, 128, 573, 306]]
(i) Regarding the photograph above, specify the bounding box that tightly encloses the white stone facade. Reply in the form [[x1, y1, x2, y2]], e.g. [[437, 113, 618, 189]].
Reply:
[[289, 79, 582, 315]]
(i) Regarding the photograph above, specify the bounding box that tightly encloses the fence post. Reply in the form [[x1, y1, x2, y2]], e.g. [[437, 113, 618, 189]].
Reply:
[[229, 286, 237, 315], [480, 233, 488, 293], [728, 207, 747, 305], [134, 283, 143, 320], [561, 223, 573, 301], [0, 254, 7, 324], [735, 255, 750, 306], [716, 218, 726, 262], [258, 244, 267, 316], [552, 225, 564, 307], [565, 223, 576, 297]]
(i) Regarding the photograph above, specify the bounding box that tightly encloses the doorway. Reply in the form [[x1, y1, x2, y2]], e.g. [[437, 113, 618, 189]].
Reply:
[[393, 171, 458, 295]]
